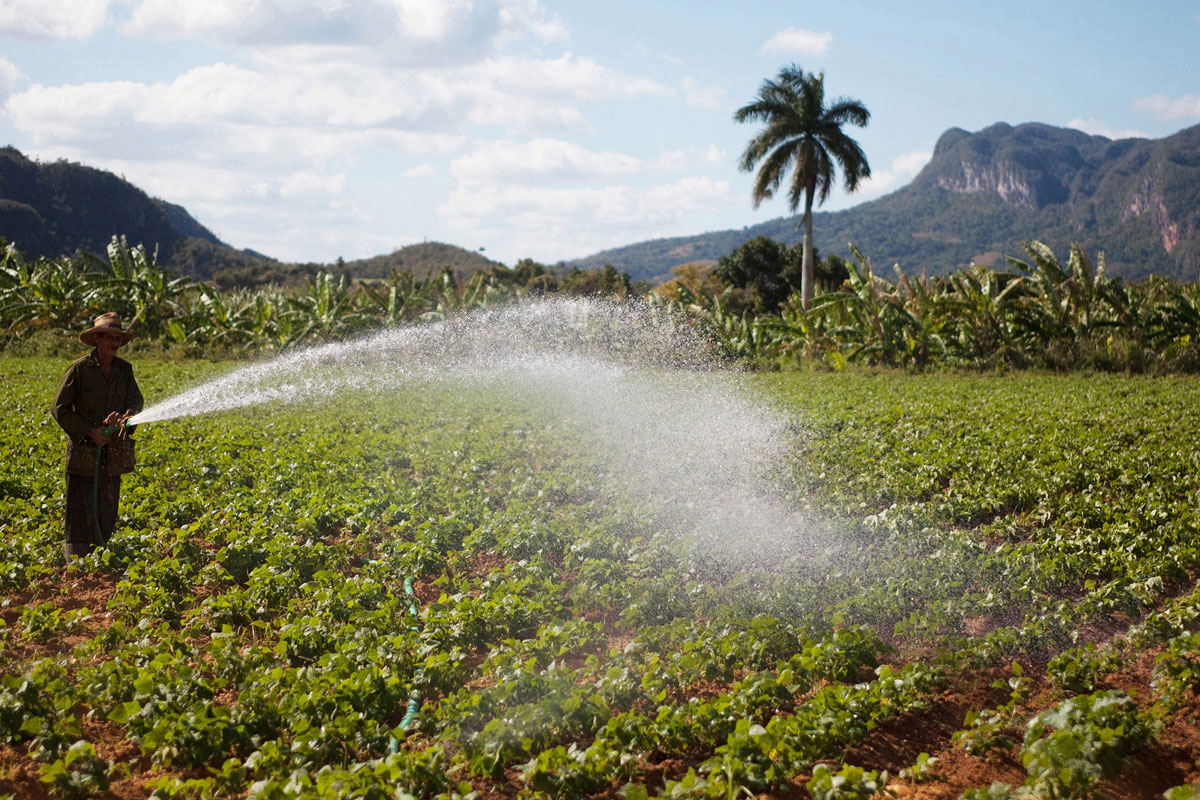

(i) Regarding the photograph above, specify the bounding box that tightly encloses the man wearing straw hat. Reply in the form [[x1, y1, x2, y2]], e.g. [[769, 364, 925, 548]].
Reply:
[[51, 312, 144, 558]]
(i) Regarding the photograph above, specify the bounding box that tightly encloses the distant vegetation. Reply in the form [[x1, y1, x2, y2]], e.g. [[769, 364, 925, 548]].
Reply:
[[3, 234, 1200, 374], [0, 237, 636, 354], [656, 236, 1200, 372]]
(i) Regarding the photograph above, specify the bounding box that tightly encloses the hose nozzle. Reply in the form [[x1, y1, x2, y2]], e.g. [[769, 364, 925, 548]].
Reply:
[[101, 415, 132, 438]]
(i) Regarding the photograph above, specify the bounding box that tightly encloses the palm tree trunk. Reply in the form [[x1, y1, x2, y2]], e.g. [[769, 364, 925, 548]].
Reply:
[[800, 192, 816, 310]]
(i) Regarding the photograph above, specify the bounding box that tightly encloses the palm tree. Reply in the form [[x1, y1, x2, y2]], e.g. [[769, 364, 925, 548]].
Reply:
[[735, 65, 871, 309]]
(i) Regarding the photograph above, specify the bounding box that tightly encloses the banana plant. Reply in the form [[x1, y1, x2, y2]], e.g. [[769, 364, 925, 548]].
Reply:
[[359, 269, 432, 326], [1150, 280, 1200, 354], [1007, 241, 1119, 347], [893, 268, 949, 367], [810, 244, 920, 365], [285, 271, 370, 345], [942, 264, 1026, 365], [96, 236, 197, 339], [763, 295, 830, 363], [0, 252, 95, 334]]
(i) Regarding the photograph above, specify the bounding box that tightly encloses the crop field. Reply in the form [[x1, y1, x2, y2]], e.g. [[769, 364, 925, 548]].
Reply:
[[1, 355, 1200, 799]]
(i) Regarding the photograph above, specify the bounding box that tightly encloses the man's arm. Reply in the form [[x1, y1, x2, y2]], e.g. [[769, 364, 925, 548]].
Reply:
[[51, 363, 91, 440]]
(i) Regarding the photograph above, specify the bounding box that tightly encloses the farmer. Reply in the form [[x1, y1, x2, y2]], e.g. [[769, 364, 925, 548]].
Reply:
[[51, 312, 144, 558]]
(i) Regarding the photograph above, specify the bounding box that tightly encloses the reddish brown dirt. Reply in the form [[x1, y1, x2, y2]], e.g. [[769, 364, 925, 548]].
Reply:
[[1, 570, 120, 624], [410, 579, 442, 605], [1, 569, 122, 662], [464, 551, 509, 578], [871, 642, 1200, 800]]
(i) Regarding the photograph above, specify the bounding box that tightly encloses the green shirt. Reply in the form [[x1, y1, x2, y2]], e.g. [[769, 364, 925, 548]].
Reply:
[[51, 351, 144, 442]]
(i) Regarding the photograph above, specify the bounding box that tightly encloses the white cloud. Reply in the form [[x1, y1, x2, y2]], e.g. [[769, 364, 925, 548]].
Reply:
[[221, 127, 465, 162], [451, 138, 641, 183], [646, 150, 688, 170], [449, 139, 710, 185], [702, 145, 724, 166], [759, 27, 832, 56], [1133, 93, 1200, 121], [476, 53, 670, 100], [851, 149, 931, 198], [439, 176, 731, 262], [0, 0, 114, 39], [1066, 117, 1151, 140], [441, 175, 730, 229], [122, 0, 565, 66], [279, 171, 348, 200], [0, 57, 22, 100], [5, 80, 150, 140], [402, 163, 437, 178], [681, 77, 724, 110], [121, 0, 257, 40], [5, 50, 665, 150], [498, 0, 566, 43], [890, 149, 932, 176]]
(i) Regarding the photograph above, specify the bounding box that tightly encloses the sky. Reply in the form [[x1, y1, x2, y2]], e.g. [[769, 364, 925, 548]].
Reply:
[[1, 1, 1198, 267]]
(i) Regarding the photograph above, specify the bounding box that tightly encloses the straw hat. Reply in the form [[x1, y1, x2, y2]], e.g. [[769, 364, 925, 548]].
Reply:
[[79, 312, 136, 347]]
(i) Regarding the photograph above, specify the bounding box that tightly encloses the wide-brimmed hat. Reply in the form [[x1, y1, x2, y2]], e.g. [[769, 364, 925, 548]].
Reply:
[[79, 312, 136, 347]]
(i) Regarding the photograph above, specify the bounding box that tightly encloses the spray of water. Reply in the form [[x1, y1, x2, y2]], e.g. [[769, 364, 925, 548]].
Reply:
[[130, 298, 835, 567]]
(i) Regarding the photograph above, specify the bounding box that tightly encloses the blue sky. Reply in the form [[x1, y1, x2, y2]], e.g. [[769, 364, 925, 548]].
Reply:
[[1, 1, 1198, 266]]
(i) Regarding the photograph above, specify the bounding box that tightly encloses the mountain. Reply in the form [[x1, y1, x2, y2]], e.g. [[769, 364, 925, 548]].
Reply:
[[0, 146, 270, 279], [343, 241, 504, 279], [567, 122, 1200, 283], [0, 146, 509, 284]]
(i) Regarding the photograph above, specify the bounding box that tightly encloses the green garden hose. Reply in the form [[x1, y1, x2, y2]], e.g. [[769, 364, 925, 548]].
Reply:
[[389, 574, 425, 753]]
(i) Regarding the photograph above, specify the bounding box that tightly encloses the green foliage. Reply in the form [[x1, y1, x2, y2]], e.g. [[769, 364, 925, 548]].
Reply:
[[1151, 631, 1200, 714], [714, 236, 801, 313], [806, 763, 889, 800], [4, 359, 1200, 795], [960, 782, 1020, 800], [1020, 691, 1153, 799], [658, 239, 1200, 372], [1046, 645, 1120, 695], [0, 240, 638, 353], [39, 740, 110, 798], [898, 752, 937, 784]]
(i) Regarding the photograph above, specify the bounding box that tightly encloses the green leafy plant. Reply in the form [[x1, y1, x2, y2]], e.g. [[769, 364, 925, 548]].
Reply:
[[1020, 691, 1154, 799], [39, 740, 110, 798], [806, 763, 890, 800], [898, 752, 938, 783]]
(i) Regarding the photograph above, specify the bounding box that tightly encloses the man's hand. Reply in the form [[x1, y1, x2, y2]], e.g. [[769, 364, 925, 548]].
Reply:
[[89, 427, 111, 446]]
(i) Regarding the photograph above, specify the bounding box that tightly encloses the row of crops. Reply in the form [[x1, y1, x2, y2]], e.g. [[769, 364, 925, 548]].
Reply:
[[1, 356, 1198, 797], [4, 237, 1200, 372], [0, 238, 538, 351], [663, 242, 1200, 373]]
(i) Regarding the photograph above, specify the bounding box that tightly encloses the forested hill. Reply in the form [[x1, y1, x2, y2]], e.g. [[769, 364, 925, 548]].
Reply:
[[0, 146, 269, 279], [567, 121, 1200, 283], [343, 242, 504, 279]]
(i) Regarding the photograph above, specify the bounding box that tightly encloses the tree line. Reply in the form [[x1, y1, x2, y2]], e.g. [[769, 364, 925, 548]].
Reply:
[[2, 232, 1199, 372], [657, 237, 1200, 373], [0, 237, 634, 354]]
